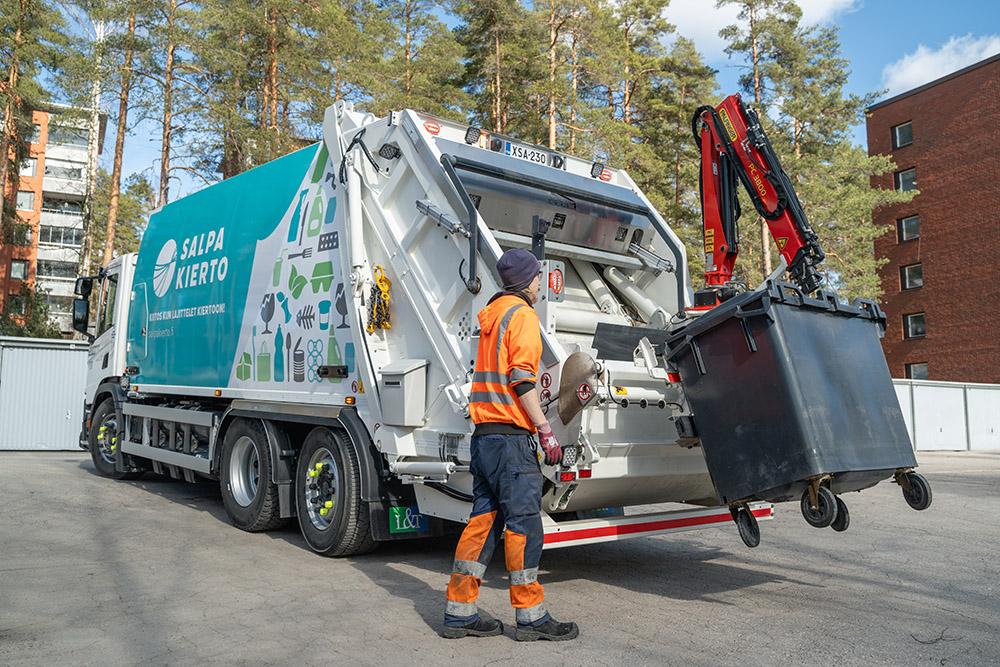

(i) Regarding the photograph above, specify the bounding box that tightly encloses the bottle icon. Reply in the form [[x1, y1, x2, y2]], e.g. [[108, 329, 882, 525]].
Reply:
[[274, 324, 284, 382], [257, 339, 272, 382], [327, 330, 343, 384]]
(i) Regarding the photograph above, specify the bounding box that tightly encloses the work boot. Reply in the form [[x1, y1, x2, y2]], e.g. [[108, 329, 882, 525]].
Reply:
[[515, 617, 580, 642], [440, 613, 504, 639]]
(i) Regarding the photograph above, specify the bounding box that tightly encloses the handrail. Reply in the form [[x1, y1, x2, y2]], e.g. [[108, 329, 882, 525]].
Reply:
[[440, 154, 481, 294]]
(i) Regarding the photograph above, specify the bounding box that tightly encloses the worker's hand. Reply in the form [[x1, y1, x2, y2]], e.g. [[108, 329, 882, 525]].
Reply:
[[537, 423, 563, 466]]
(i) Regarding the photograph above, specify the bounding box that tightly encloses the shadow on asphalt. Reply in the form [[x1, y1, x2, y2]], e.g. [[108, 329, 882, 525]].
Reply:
[[79, 458, 812, 633]]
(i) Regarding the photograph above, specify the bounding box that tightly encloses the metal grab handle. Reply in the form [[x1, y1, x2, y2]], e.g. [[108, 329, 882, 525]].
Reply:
[[440, 154, 481, 294]]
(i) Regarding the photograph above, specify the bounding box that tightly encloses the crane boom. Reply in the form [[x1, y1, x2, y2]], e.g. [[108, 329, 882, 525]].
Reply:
[[692, 93, 825, 304]]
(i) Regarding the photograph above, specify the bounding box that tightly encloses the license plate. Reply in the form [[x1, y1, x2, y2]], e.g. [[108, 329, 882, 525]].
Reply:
[[505, 142, 548, 166]]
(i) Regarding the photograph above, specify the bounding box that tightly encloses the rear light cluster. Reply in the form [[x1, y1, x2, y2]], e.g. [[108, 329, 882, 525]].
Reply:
[[558, 468, 592, 482]]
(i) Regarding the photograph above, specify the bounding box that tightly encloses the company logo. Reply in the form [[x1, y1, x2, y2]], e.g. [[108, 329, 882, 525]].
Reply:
[[153, 239, 177, 297], [151, 228, 230, 297], [423, 120, 441, 135], [718, 107, 738, 142], [389, 506, 428, 534]]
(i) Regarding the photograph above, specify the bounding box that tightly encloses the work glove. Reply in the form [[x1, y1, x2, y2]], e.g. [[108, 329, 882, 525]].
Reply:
[[537, 423, 563, 466]]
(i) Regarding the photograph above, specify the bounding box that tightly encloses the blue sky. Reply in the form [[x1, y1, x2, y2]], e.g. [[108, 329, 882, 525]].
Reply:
[[115, 0, 1000, 200]]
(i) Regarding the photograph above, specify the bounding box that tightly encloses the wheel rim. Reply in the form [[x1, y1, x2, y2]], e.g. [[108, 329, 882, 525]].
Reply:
[[304, 446, 339, 530], [95, 414, 118, 465], [229, 436, 260, 507]]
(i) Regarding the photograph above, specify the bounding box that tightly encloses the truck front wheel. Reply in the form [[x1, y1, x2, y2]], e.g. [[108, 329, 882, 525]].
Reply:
[[296, 427, 376, 557], [88, 399, 140, 480], [220, 418, 287, 532]]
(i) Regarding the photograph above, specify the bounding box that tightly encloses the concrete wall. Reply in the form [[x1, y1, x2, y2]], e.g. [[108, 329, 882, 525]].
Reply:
[[0, 336, 89, 450], [893, 379, 1000, 451]]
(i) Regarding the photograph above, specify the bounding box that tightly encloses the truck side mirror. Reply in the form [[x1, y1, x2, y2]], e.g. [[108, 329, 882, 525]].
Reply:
[[75, 276, 94, 298], [72, 297, 93, 340]]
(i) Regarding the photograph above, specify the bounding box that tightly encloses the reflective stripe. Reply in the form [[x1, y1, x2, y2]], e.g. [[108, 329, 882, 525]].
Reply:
[[509, 567, 538, 586], [472, 371, 509, 384], [515, 603, 548, 624], [446, 600, 478, 617], [495, 304, 525, 362], [469, 391, 514, 405], [508, 368, 534, 385], [454, 559, 487, 578]]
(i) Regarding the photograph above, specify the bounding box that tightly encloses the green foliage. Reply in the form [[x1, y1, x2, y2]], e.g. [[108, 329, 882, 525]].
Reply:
[[87, 168, 154, 267], [0, 282, 62, 339]]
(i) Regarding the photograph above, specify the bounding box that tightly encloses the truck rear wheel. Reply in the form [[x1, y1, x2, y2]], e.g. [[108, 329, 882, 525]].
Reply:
[[89, 399, 141, 480], [296, 427, 376, 557], [220, 418, 287, 532]]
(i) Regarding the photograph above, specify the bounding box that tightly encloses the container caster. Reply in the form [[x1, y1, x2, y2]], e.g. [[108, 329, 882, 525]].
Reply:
[[800, 484, 838, 528], [731, 504, 760, 548], [896, 471, 932, 511], [830, 497, 850, 532]]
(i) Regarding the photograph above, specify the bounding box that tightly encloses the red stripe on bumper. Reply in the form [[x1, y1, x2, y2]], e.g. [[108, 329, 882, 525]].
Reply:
[[544, 507, 773, 545]]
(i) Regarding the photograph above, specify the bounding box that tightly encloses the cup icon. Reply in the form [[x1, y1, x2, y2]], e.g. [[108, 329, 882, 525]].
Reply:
[[319, 300, 331, 330]]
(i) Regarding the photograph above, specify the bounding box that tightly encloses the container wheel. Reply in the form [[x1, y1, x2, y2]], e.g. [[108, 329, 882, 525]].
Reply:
[[733, 506, 760, 548], [88, 399, 141, 480], [830, 497, 850, 532], [800, 485, 838, 528], [295, 427, 376, 557], [900, 472, 932, 511], [219, 418, 287, 532]]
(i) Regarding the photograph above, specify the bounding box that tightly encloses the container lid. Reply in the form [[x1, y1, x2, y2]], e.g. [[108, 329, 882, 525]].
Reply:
[[381, 358, 429, 376]]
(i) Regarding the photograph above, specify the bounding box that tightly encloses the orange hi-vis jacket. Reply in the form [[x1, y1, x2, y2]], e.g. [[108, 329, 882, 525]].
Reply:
[[469, 294, 542, 433]]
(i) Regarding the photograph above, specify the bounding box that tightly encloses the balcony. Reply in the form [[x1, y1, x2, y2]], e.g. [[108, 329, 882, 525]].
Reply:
[[40, 210, 84, 228], [42, 175, 85, 196]]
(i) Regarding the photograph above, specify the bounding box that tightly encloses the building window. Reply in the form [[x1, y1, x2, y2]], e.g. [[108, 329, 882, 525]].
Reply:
[[19, 157, 36, 177], [7, 223, 32, 245], [897, 215, 920, 242], [903, 312, 926, 339], [905, 362, 929, 380], [896, 169, 917, 192], [36, 260, 78, 281], [892, 121, 913, 148], [42, 196, 84, 215], [6, 291, 26, 315], [16, 190, 35, 211], [47, 123, 88, 148], [28, 123, 41, 143], [45, 294, 74, 317], [900, 263, 923, 290], [44, 158, 85, 181], [895, 168, 917, 192], [10, 260, 29, 280], [39, 225, 84, 247]]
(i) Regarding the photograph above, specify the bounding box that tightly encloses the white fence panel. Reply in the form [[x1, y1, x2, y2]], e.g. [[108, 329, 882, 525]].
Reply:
[[912, 384, 966, 451], [0, 337, 89, 450], [967, 386, 1000, 451]]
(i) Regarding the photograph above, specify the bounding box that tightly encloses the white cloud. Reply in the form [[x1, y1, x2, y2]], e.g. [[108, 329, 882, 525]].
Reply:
[[665, 0, 859, 63], [881, 34, 1000, 97]]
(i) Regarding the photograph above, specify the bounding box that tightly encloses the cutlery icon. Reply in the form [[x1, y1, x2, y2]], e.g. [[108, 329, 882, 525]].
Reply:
[[289, 248, 312, 260]]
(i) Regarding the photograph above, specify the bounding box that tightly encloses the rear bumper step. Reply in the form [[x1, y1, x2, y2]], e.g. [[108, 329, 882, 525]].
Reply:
[[542, 503, 773, 549]]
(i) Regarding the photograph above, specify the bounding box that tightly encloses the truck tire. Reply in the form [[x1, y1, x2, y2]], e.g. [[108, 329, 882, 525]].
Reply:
[[296, 426, 376, 557], [220, 418, 287, 532], [88, 399, 141, 480]]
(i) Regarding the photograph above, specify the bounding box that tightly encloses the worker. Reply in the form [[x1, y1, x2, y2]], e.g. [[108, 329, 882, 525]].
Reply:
[[442, 248, 579, 642]]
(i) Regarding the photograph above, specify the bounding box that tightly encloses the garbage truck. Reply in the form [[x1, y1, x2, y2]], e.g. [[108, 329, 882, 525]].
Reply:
[[72, 95, 930, 556]]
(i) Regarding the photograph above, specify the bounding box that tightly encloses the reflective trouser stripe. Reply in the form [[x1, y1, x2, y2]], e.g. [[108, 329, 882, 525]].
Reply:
[[469, 390, 514, 405], [509, 567, 538, 586], [454, 559, 487, 578], [446, 600, 478, 618], [515, 603, 548, 625]]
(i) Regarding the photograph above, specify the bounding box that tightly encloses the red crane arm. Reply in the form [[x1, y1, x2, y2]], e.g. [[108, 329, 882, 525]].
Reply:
[[693, 93, 825, 300]]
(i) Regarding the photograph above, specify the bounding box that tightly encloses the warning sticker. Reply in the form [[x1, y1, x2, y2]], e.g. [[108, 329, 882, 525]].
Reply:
[[704, 228, 715, 254], [776, 237, 787, 251]]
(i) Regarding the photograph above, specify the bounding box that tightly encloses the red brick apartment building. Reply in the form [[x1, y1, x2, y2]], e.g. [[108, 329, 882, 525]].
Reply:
[[866, 54, 1000, 383]]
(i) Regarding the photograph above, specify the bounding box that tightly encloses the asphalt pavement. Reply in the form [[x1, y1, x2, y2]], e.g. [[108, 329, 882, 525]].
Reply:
[[1, 451, 998, 666]]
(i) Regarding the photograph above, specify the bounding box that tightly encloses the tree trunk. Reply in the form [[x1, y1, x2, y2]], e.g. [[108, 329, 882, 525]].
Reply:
[[158, 0, 176, 208], [80, 19, 106, 275], [267, 9, 279, 131], [493, 30, 502, 132], [569, 33, 578, 153], [403, 0, 413, 96], [102, 10, 136, 266], [673, 83, 687, 218], [546, 0, 558, 149], [749, 5, 771, 277], [0, 0, 26, 236]]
